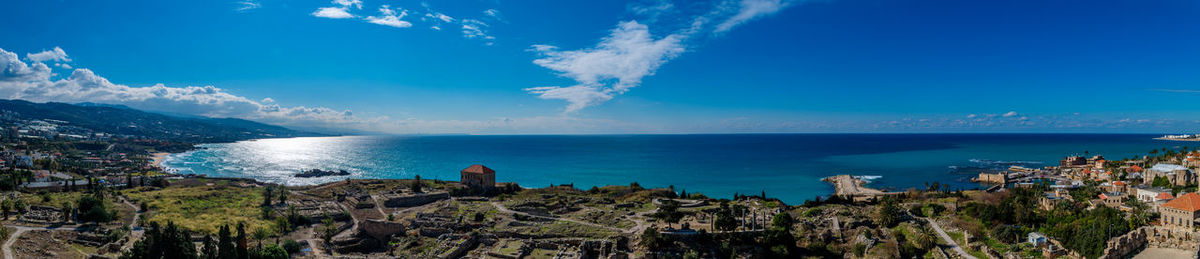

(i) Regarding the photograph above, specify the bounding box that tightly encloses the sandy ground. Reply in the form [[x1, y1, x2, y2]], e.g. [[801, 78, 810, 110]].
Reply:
[[150, 152, 170, 168], [825, 175, 884, 196], [1133, 247, 1196, 259]]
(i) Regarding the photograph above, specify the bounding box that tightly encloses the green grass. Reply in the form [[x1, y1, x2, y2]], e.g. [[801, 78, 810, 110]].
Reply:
[[122, 184, 272, 234], [23, 191, 86, 207]]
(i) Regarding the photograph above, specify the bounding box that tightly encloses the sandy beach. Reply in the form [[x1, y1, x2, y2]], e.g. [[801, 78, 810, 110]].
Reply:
[[150, 152, 170, 168]]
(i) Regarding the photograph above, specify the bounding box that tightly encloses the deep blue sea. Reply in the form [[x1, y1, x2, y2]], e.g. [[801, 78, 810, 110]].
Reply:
[[161, 134, 1186, 204]]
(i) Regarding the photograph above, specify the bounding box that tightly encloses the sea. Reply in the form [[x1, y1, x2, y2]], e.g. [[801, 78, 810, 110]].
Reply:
[[160, 134, 1187, 204]]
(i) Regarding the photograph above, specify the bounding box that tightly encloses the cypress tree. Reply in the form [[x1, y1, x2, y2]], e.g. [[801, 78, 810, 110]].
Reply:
[[236, 223, 248, 259]]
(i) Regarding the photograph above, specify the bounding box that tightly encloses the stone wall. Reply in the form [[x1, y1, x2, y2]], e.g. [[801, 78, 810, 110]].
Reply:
[[359, 219, 406, 241], [383, 192, 449, 208], [1097, 227, 1148, 259]]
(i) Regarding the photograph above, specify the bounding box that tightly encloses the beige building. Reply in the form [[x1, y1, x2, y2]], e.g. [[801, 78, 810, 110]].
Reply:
[[1146, 164, 1193, 187], [1160, 192, 1200, 229], [460, 164, 496, 189]]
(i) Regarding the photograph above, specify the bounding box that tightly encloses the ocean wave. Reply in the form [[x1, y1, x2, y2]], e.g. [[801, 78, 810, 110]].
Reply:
[[854, 175, 883, 182]]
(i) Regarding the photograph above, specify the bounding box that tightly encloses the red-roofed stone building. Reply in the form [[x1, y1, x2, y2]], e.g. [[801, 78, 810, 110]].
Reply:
[[1161, 192, 1200, 229], [460, 164, 496, 189]]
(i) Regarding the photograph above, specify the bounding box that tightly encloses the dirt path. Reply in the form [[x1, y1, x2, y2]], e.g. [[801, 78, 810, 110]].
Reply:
[[1, 227, 28, 259], [490, 201, 626, 233], [119, 197, 145, 251], [923, 217, 977, 259]]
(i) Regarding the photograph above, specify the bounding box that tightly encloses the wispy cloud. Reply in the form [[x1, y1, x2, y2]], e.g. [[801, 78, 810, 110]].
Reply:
[[365, 5, 412, 28], [526, 0, 804, 113], [526, 21, 685, 113], [714, 0, 793, 33], [235, 0, 261, 12]]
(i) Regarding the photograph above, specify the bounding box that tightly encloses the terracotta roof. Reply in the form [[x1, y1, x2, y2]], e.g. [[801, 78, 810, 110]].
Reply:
[[461, 164, 495, 174], [1113, 181, 1126, 186], [1128, 165, 1144, 172], [1157, 192, 1175, 200], [1098, 193, 1108, 200], [1163, 193, 1200, 212]]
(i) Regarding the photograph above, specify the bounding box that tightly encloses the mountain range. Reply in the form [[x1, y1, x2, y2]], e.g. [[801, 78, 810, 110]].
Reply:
[[0, 99, 321, 142]]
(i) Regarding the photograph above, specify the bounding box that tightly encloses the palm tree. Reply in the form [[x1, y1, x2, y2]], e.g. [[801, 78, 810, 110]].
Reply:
[[252, 228, 271, 249]]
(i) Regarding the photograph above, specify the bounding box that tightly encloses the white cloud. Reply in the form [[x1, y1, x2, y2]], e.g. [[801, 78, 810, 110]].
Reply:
[[526, 21, 684, 113], [714, 0, 793, 33], [424, 12, 454, 23], [1, 49, 51, 82], [55, 63, 72, 69], [482, 9, 505, 22], [235, 0, 261, 12], [26, 47, 70, 63], [460, 19, 494, 41], [525, 0, 805, 113], [365, 5, 413, 28], [0, 47, 363, 128], [1002, 111, 1018, 117], [311, 0, 362, 19], [312, 7, 355, 19], [333, 0, 362, 9]]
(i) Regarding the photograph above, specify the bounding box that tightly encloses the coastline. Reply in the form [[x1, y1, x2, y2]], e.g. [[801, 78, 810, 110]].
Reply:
[[151, 152, 170, 168], [1155, 137, 1200, 142]]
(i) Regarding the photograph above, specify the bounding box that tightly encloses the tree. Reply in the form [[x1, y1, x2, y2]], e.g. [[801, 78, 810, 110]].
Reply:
[[236, 223, 248, 259], [652, 199, 684, 228], [874, 197, 901, 228], [253, 245, 288, 259], [771, 212, 795, 232], [275, 215, 290, 236], [119, 221, 198, 259], [714, 203, 738, 231], [200, 235, 218, 259], [322, 218, 337, 248], [411, 175, 422, 193], [277, 190, 287, 205], [1, 199, 11, 220], [764, 213, 797, 257], [252, 228, 272, 249], [76, 194, 115, 222], [218, 225, 236, 259], [910, 226, 935, 250], [261, 186, 273, 207], [60, 201, 73, 222], [640, 228, 663, 250], [1152, 176, 1172, 188]]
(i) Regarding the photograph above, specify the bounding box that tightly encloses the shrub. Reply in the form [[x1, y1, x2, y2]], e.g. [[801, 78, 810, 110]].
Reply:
[[281, 240, 303, 255]]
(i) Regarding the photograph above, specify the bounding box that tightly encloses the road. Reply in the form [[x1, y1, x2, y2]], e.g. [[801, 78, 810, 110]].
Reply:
[[922, 217, 977, 259]]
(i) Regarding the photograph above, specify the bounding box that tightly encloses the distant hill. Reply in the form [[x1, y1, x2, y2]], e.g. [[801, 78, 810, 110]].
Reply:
[[0, 99, 322, 142]]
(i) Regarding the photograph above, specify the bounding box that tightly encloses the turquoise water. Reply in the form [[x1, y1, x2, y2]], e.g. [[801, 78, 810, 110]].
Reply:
[[161, 134, 1184, 203]]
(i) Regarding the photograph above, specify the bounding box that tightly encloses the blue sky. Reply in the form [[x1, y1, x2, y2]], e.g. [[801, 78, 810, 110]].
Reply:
[[1, 0, 1199, 134]]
